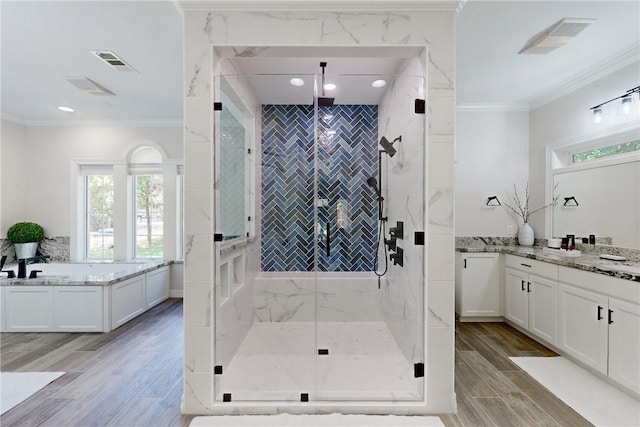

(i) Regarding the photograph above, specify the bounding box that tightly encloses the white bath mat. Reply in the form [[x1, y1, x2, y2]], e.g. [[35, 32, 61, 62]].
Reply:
[[510, 357, 640, 427], [0, 371, 65, 414], [190, 414, 445, 426]]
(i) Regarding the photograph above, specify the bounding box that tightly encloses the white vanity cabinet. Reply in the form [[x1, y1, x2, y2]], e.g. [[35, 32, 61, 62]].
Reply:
[[558, 266, 640, 394], [504, 255, 559, 345], [455, 252, 501, 320]]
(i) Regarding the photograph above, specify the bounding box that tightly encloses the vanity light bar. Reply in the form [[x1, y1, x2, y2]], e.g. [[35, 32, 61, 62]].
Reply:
[[590, 85, 640, 121]]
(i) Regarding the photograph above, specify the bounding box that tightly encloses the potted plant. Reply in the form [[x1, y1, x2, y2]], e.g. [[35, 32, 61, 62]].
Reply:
[[7, 222, 45, 259]]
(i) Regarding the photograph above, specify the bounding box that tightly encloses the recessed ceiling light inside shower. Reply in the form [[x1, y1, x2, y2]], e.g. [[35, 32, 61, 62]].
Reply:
[[372, 80, 386, 88], [290, 78, 305, 86], [57, 106, 74, 113], [323, 83, 336, 91]]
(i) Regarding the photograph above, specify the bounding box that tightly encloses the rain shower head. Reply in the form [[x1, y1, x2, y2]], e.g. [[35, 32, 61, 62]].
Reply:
[[379, 135, 402, 157], [318, 61, 335, 107], [366, 176, 382, 199]]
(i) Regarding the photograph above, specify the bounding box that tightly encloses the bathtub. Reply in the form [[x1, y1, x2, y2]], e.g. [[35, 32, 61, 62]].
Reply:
[[0, 261, 171, 333], [24, 262, 148, 278]]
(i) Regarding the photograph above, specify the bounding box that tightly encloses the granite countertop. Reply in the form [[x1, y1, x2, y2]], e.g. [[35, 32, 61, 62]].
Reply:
[[457, 245, 640, 283], [0, 260, 171, 286]]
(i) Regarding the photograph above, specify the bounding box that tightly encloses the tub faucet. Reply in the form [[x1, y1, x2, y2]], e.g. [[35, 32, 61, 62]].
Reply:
[[17, 255, 50, 279]]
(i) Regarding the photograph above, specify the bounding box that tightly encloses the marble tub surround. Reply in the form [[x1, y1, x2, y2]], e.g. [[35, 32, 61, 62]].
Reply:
[[0, 260, 169, 286], [0, 236, 70, 263], [456, 244, 640, 282]]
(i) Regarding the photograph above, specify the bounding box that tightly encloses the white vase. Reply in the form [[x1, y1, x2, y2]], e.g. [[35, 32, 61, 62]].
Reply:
[[518, 223, 534, 246], [14, 242, 38, 260]]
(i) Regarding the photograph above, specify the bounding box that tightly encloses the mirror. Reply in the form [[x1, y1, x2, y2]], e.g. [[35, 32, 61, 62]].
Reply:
[[553, 156, 640, 249]]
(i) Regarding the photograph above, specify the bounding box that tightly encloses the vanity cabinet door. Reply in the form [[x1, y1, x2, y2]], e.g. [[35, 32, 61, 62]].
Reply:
[[558, 283, 608, 374], [456, 253, 501, 319], [504, 267, 529, 329], [528, 275, 558, 345], [607, 297, 640, 394]]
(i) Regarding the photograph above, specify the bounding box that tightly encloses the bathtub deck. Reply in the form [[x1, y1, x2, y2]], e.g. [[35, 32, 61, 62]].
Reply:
[[218, 321, 422, 401]]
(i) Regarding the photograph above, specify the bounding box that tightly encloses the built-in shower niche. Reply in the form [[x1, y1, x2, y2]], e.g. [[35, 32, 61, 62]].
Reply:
[[218, 253, 245, 306]]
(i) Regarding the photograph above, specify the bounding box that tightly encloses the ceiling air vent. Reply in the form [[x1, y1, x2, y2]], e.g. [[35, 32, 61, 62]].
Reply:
[[64, 77, 116, 96], [90, 50, 137, 72], [518, 18, 596, 54]]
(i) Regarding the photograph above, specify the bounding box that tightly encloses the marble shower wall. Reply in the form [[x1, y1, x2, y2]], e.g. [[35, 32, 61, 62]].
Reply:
[[378, 57, 426, 366], [183, 7, 456, 414]]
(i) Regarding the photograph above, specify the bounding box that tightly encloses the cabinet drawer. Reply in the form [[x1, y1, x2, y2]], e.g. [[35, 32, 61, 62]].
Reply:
[[559, 266, 640, 303], [505, 255, 558, 280]]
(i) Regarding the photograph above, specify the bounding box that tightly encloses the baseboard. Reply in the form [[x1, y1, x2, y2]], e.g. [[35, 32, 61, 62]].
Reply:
[[170, 290, 184, 298]]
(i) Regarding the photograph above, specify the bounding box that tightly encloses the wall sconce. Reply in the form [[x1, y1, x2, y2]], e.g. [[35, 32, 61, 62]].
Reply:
[[486, 196, 501, 206], [563, 196, 579, 206], [590, 85, 640, 123]]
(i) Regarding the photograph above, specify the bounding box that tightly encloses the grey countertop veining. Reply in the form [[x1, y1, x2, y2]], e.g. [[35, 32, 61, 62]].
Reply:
[[0, 260, 171, 286], [457, 245, 640, 283]]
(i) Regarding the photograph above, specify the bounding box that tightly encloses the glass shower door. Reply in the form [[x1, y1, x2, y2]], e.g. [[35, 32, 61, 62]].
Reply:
[[314, 73, 425, 401]]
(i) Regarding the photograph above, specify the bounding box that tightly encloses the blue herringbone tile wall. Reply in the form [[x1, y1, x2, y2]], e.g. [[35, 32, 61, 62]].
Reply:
[[261, 104, 378, 272]]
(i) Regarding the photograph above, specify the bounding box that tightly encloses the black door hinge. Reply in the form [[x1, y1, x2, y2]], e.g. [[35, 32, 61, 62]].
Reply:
[[414, 362, 424, 378], [214, 102, 223, 111], [415, 99, 426, 114]]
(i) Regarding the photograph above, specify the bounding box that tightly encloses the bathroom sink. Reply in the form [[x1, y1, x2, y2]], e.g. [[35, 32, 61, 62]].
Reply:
[[598, 263, 640, 275]]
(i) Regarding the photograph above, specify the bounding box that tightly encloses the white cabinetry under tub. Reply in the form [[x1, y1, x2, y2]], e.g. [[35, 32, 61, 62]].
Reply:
[[54, 286, 104, 332], [145, 266, 170, 308], [4, 286, 55, 332], [504, 255, 558, 345], [455, 252, 501, 320], [558, 266, 640, 394], [110, 276, 146, 330], [3, 286, 104, 332]]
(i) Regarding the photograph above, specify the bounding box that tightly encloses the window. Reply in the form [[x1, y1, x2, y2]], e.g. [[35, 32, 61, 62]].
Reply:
[[134, 174, 164, 258], [74, 144, 182, 261], [572, 140, 640, 163], [85, 174, 114, 259]]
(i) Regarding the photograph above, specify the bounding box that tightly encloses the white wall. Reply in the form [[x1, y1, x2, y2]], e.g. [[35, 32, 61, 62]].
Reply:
[[1, 119, 30, 234], [21, 125, 182, 237], [529, 61, 640, 236], [455, 110, 529, 236]]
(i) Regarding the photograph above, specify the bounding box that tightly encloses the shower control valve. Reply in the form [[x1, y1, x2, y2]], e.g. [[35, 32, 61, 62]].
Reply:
[[384, 236, 397, 251], [389, 247, 404, 267], [389, 221, 404, 239]]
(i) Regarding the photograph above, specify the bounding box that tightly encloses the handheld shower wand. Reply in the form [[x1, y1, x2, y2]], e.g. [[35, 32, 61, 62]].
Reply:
[[366, 176, 382, 200]]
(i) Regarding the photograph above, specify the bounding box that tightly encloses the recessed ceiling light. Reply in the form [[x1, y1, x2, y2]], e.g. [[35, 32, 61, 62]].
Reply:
[[57, 106, 74, 113], [323, 83, 336, 91], [372, 80, 386, 88], [290, 78, 305, 86]]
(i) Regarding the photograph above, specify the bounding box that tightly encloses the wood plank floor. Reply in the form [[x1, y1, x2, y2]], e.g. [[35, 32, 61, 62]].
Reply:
[[1, 300, 591, 426]]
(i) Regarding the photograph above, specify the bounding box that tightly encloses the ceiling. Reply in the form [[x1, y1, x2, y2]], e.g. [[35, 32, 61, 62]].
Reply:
[[1, 1, 638, 124]]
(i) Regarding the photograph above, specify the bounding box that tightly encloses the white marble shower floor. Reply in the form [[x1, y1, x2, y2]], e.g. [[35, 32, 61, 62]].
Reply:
[[218, 322, 422, 402]]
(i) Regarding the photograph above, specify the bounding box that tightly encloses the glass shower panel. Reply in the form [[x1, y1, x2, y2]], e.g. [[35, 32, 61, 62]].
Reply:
[[214, 74, 317, 402], [314, 74, 425, 401]]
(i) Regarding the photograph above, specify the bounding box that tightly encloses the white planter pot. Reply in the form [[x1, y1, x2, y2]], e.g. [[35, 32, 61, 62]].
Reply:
[[518, 223, 534, 246], [14, 242, 38, 259]]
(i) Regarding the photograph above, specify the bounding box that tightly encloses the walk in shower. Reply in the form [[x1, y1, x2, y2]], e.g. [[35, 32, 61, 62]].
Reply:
[[212, 56, 427, 405]]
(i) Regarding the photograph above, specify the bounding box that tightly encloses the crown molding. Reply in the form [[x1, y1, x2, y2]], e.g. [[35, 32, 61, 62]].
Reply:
[[530, 46, 640, 110], [456, 103, 530, 112], [22, 119, 183, 127], [178, 0, 462, 12]]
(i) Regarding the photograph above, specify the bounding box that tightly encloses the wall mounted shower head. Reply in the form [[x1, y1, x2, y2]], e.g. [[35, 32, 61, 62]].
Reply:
[[366, 176, 382, 199], [379, 135, 402, 157]]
